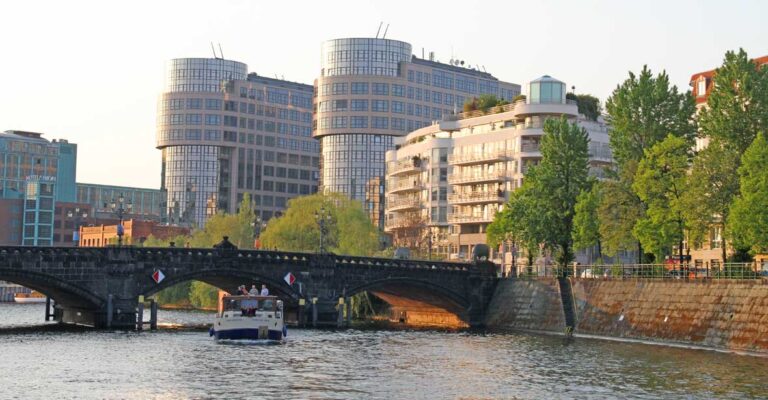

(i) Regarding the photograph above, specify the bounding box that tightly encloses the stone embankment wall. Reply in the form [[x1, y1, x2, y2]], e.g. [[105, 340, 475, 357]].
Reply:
[[485, 279, 565, 332], [486, 278, 768, 353]]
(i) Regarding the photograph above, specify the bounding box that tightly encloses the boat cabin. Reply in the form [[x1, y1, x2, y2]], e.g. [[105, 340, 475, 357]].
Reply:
[[219, 295, 283, 318]]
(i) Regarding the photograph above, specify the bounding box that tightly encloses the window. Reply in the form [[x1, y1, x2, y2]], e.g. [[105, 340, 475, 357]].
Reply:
[[223, 115, 238, 127], [206, 99, 221, 110], [186, 114, 202, 125], [332, 83, 347, 95], [351, 82, 368, 94], [391, 101, 405, 114], [187, 98, 203, 109], [372, 83, 389, 96], [392, 84, 405, 97], [371, 117, 389, 129], [351, 99, 368, 111], [350, 116, 368, 128], [372, 100, 389, 112], [697, 79, 707, 97], [205, 114, 220, 126], [224, 101, 237, 111]]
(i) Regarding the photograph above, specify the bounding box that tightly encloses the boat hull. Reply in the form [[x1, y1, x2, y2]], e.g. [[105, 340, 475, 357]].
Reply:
[[14, 296, 47, 304], [213, 328, 284, 341]]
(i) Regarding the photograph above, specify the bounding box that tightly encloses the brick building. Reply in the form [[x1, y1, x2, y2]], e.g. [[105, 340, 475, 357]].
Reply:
[[79, 219, 189, 247]]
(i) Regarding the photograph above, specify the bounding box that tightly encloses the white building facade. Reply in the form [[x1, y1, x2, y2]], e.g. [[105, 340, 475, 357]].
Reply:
[[384, 76, 612, 262]]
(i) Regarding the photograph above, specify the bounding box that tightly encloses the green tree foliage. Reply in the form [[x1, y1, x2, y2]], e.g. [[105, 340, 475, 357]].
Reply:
[[683, 143, 740, 261], [536, 117, 591, 266], [575, 94, 602, 122], [572, 181, 602, 259], [605, 65, 697, 169], [188, 281, 218, 310], [632, 135, 692, 260], [463, 94, 509, 113], [155, 282, 192, 306], [259, 193, 379, 256], [728, 133, 768, 254], [187, 193, 255, 248], [597, 164, 645, 258], [698, 49, 768, 154]]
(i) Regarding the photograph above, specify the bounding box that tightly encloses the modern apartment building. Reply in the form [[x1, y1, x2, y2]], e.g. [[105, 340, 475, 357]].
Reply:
[[156, 58, 318, 228], [76, 182, 165, 221], [384, 75, 612, 261], [314, 38, 520, 228]]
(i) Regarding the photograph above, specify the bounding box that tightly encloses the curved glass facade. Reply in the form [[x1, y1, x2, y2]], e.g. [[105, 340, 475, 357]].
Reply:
[[321, 38, 412, 77], [528, 76, 565, 104], [162, 145, 220, 225], [165, 58, 247, 93], [320, 133, 393, 196]]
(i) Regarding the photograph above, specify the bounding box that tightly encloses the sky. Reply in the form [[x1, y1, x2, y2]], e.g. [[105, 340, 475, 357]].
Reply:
[[0, 0, 766, 189]]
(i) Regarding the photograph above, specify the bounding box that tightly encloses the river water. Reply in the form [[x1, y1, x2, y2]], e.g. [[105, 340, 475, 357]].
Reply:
[[1, 303, 766, 399]]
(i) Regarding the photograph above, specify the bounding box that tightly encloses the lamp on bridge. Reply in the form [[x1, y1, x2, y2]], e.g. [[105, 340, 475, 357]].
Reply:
[[315, 206, 332, 254], [67, 207, 88, 247], [251, 215, 266, 249], [110, 193, 133, 246]]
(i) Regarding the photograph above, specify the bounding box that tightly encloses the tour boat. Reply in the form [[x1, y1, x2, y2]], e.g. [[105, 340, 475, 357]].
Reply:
[[209, 294, 286, 341], [14, 291, 47, 304]]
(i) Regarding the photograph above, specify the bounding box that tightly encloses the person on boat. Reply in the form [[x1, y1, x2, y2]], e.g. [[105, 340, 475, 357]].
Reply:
[[260, 284, 269, 296], [249, 285, 259, 296]]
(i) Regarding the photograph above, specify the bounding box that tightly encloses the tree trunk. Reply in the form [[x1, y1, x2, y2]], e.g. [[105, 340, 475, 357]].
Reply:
[[596, 239, 602, 263], [637, 241, 643, 264], [721, 223, 727, 264]]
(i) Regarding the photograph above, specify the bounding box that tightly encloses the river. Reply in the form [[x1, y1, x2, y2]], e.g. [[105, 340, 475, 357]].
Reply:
[[0, 303, 766, 399]]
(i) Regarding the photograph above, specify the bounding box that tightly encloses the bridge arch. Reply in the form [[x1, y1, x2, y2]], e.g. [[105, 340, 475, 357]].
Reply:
[[139, 268, 301, 303], [0, 269, 104, 309], [345, 277, 472, 326]]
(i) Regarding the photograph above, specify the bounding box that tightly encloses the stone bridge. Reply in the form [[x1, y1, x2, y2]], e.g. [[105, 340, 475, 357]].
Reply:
[[0, 245, 498, 329]]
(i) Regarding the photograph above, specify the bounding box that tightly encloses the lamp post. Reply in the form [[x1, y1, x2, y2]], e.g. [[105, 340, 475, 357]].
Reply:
[[67, 207, 88, 247], [251, 216, 266, 249], [110, 193, 133, 246], [315, 206, 332, 254]]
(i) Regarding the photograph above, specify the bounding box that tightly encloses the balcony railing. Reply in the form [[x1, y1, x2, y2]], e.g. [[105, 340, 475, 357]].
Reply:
[[448, 170, 508, 185], [385, 197, 422, 212], [448, 150, 508, 166], [448, 214, 496, 224], [448, 192, 506, 205], [387, 160, 425, 177], [520, 143, 541, 153], [384, 218, 424, 230], [386, 180, 424, 194]]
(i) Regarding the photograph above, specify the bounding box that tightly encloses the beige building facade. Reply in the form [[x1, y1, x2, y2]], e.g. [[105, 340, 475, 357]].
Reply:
[[384, 76, 612, 261], [314, 38, 520, 228]]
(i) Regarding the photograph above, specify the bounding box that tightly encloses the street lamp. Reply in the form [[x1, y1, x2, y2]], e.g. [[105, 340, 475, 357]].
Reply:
[[251, 216, 266, 249], [315, 206, 332, 254], [426, 228, 438, 260], [67, 207, 88, 247], [110, 193, 133, 246]]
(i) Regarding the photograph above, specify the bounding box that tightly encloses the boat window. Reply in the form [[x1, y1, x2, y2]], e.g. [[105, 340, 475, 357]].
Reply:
[[224, 299, 241, 311], [261, 299, 274, 310]]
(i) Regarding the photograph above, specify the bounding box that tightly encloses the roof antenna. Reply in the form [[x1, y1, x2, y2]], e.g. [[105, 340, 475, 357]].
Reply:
[[218, 43, 224, 60], [382, 23, 389, 39], [375, 22, 383, 38], [210, 42, 218, 59]]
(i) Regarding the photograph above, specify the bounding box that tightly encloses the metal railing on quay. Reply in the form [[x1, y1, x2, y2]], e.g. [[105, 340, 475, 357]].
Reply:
[[506, 262, 768, 281]]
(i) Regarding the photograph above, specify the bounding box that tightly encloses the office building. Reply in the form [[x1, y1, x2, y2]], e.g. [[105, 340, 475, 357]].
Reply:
[[79, 219, 189, 247], [156, 58, 318, 228], [314, 38, 520, 228], [76, 182, 165, 221], [0, 130, 76, 202], [384, 75, 612, 262]]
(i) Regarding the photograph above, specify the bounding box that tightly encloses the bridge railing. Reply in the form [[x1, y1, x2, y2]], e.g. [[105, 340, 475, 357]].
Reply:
[[0, 246, 494, 275], [512, 262, 768, 282]]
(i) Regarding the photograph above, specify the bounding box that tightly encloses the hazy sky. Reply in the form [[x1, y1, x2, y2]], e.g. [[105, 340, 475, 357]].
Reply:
[[1, 0, 766, 189]]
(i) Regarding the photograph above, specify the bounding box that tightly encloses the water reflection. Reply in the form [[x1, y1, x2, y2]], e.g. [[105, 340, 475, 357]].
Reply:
[[0, 303, 766, 399]]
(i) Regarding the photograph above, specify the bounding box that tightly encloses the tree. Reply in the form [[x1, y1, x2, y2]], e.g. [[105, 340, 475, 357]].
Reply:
[[572, 181, 602, 261], [728, 133, 768, 254], [463, 94, 509, 114], [632, 135, 692, 261], [259, 193, 379, 256], [605, 65, 697, 169], [698, 49, 768, 155], [597, 163, 646, 260], [187, 193, 255, 248], [573, 94, 602, 122], [683, 142, 740, 262]]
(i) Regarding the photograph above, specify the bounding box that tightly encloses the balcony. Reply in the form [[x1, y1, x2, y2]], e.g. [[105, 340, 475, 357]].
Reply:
[[387, 160, 425, 177], [385, 197, 422, 212], [448, 150, 508, 166], [448, 191, 506, 205], [448, 214, 496, 224], [520, 143, 540, 153], [448, 170, 508, 185], [385, 217, 424, 230], [386, 180, 424, 195]]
